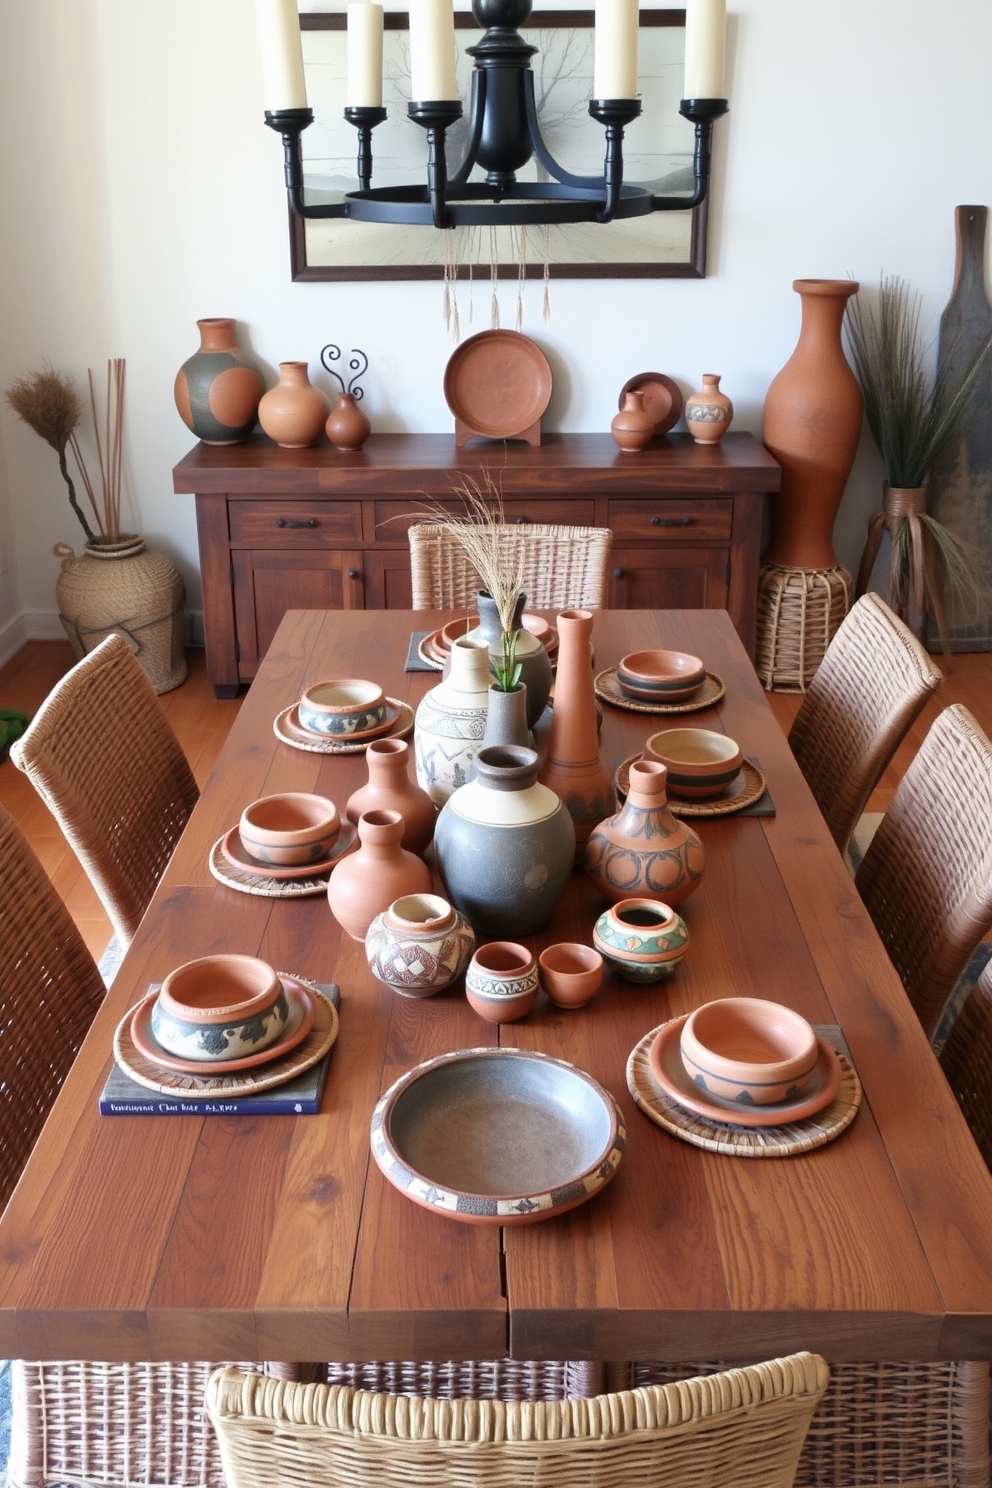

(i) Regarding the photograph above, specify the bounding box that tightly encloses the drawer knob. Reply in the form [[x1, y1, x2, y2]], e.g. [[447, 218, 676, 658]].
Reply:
[[650, 515, 691, 527], [513, 516, 530, 524], [614, 567, 624, 579], [275, 517, 317, 528], [348, 569, 361, 581]]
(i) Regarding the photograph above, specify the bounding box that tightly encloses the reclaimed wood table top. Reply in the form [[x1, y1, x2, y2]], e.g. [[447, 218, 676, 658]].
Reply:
[[3, 607, 992, 1367]]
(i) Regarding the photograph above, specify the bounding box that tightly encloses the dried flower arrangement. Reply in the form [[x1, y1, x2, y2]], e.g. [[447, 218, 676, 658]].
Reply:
[[847, 278, 990, 650], [5, 360, 127, 545]]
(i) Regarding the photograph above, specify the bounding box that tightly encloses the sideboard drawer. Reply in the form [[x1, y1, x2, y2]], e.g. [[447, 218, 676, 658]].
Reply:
[[374, 498, 596, 542], [606, 498, 733, 543], [229, 500, 363, 546]]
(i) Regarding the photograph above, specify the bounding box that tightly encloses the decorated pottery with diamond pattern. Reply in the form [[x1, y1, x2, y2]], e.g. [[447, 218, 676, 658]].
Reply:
[[593, 898, 690, 983], [365, 893, 475, 998]]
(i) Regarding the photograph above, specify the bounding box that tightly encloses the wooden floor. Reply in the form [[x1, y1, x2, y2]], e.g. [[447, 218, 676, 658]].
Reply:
[[0, 634, 990, 964]]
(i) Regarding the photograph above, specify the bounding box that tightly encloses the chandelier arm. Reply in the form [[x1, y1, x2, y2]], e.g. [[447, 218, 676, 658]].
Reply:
[[344, 106, 388, 193], [522, 72, 604, 191], [588, 100, 641, 224], [652, 100, 729, 211], [264, 109, 350, 219], [447, 71, 488, 190], [408, 101, 464, 229]]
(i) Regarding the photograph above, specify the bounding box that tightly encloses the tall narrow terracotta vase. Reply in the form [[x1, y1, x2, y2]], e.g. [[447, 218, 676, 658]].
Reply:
[[763, 280, 863, 569], [538, 609, 614, 845]]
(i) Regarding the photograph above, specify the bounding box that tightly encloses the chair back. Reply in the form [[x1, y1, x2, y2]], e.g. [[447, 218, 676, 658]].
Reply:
[[409, 522, 612, 611], [207, 1352, 828, 1488], [856, 703, 992, 1040], [11, 633, 199, 946], [0, 804, 105, 1213], [788, 593, 942, 855], [940, 955, 992, 1173]]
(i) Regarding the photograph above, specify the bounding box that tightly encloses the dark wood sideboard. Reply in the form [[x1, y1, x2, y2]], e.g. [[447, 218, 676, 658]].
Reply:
[[173, 432, 780, 697]]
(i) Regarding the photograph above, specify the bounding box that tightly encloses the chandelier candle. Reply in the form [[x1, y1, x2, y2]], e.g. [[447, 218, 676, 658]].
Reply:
[[594, 0, 640, 102], [410, 0, 459, 101], [254, 0, 308, 111], [684, 0, 726, 100], [347, 3, 384, 109]]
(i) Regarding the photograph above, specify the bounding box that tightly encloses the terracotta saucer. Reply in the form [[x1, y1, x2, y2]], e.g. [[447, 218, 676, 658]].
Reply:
[[443, 331, 553, 440], [274, 699, 413, 753], [218, 821, 357, 881], [648, 1016, 843, 1128], [130, 977, 318, 1076], [619, 373, 683, 435]]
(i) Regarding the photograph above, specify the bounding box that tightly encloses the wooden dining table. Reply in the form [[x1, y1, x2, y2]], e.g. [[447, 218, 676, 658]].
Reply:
[[3, 606, 992, 1375]]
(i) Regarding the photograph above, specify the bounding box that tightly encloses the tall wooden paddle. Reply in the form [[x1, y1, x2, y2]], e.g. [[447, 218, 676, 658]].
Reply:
[[926, 205, 992, 650]]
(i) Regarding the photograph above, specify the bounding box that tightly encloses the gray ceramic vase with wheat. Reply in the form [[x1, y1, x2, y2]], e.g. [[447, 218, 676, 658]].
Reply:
[[469, 592, 552, 727]]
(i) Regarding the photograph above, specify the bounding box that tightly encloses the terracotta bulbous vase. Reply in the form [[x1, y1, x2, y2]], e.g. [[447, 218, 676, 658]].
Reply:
[[326, 392, 371, 451], [685, 374, 733, 444], [538, 608, 615, 845], [365, 893, 474, 998], [345, 737, 437, 856], [763, 279, 863, 569], [258, 361, 330, 449], [611, 390, 655, 452], [327, 809, 432, 942], [174, 318, 264, 446], [585, 759, 704, 904]]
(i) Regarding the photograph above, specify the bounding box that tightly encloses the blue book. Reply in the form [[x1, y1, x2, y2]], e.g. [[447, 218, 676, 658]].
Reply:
[[99, 984, 338, 1116]]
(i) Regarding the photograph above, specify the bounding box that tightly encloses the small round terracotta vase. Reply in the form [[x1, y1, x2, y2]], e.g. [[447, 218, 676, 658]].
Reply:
[[538, 609, 615, 846], [174, 318, 264, 446], [685, 375, 733, 444], [327, 809, 432, 942], [345, 738, 437, 856], [585, 759, 704, 904], [593, 898, 690, 982], [611, 390, 655, 453], [326, 392, 372, 451], [365, 893, 475, 998], [258, 361, 330, 448]]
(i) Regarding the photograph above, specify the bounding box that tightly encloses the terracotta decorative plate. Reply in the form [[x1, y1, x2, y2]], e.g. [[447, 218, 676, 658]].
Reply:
[[595, 668, 725, 714], [615, 755, 768, 817], [626, 1022, 861, 1158], [371, 1047, 624, 1225], [114, 978, 339, 1099], [274, 699, 413, 753], [130, 977, 318, 1076], [443, 331, 553, 441], [618, 373, 683, 435]]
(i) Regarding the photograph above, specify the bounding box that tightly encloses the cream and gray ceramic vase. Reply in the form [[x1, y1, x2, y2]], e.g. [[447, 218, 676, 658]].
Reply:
[[364, 893, 475, 998], [434, 744, 575, 937], [585, 759, 704, 905], [414, 636, 491, 805], [468, 593, 552, 728]]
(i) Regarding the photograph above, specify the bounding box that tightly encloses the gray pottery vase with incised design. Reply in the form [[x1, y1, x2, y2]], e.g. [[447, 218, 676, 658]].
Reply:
[[435, 744, 575, 937]]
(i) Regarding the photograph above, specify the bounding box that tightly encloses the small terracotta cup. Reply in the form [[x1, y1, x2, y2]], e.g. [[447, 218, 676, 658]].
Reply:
[[680, 997, 818, 1105], [298, 678, 387, 738], [616, 649, 705, 702], [465, 941, 539, 1023], [538, 943, 603, 1008], [238, 792, 340, 866], [153, 953, 288, 1062], [643, 727, 743, 799]]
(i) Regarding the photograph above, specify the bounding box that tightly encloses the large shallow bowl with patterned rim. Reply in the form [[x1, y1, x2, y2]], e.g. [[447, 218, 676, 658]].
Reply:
[[370, 1047, 625, 1225]]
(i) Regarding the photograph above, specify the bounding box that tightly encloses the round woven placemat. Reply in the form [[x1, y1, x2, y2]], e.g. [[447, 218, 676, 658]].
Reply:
[[209, 836, 339, 897], [113, 978, 339, 1097], [614, 755, 767, 817], [274, 699, 413, 753], [626, 1023, 861, 1157], [594, 668, 725, 714]]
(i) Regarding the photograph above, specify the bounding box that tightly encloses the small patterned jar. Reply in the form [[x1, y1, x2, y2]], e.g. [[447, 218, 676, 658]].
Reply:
[[685, 374, 733, 445], [593, 898, 689, 983], [465, 941, 539, 1023], [365, 893, 475, 998]]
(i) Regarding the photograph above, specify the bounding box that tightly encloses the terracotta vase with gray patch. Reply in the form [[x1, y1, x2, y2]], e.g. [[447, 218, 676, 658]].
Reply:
[[174, 318, 264, 446]]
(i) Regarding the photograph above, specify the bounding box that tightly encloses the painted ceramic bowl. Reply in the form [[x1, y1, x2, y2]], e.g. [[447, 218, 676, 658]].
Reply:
[[680, 997, 818, 1105], [365, 893, 475, 998], [593, 899, 689, 983], [538, 942, 603, 1009], [616, 650, 706, 702], [238, 792, 341, 866], [643, 728, 743, 798], [298, 678, 387, 737], [152, 954, 288, 1062], [465, 941, 539, 1023]]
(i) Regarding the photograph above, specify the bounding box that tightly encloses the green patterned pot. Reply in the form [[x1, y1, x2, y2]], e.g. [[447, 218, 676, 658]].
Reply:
[[593, 898, 689, 983]]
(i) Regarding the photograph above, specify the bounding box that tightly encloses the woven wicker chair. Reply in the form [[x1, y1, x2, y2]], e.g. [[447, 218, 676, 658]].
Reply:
[[10, 632, 199, 947], [940, 955, 992, 1175], [207, 1352, 829, 1488], [409, 522, 612, 611], [787, 592, 943, 860], [855, 703, 992, 1043]]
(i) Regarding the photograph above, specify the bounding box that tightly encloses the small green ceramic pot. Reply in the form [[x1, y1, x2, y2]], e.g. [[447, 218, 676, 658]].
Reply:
[[592, 898, 689, 983]]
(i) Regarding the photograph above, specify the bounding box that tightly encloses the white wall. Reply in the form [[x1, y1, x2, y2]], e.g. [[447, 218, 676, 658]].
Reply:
[[1, 0, 990, 653]]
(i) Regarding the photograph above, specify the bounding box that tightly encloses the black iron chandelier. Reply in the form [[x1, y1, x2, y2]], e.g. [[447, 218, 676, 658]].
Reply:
[[256, 0, 727, 231]]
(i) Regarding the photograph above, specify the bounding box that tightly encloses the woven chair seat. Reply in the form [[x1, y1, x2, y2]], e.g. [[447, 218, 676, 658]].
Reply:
[[408, 522, 612, 612]]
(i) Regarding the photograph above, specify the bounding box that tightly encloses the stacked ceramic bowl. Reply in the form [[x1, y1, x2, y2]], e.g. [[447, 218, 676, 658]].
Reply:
[[219, 792, 354, 880], [643, 728, 743, 799], [423, 613, 559, 671], [296, 679, 400, 743], [616, 649, 706, 704]]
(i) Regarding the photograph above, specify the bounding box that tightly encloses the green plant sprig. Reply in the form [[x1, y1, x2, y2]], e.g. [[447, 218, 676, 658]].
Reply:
[[491, 627, 523, 692]]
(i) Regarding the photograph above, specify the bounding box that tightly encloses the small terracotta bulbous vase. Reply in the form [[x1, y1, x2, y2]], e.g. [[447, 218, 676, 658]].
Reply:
[[174, 318, 264, 446], [611, 390, 655, 453], [326, 392, 371, 451], [685, 374, 733, 444], [538, 609, 615, 845], [585, 759, 704, 904], [365, 893, 475, 998], [258, 361, 330, 448], [327, 809, 432, 942], [345, 738, 437, 857]]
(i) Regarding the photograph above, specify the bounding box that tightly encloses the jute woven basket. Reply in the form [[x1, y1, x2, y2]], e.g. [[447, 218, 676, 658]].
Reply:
[[756, 563, 852, 693], [55, 534, 187, 693]]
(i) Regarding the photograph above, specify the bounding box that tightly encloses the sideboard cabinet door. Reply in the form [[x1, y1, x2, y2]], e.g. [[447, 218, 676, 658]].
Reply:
[[232, 550, 364, 679], [609, 548, 730, 611]]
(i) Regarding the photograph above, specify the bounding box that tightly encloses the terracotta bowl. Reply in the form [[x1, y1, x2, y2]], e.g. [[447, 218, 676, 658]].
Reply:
[[538, 943, 603, 1009], [298, 678, 387, 738], [465, 941, 539, 1023], [680, 997, 818, 1106], [643, 727, 743, 798], [616, 650, 706, 702], [152, 953, 288, 1063], [238, 792, 340, 867]]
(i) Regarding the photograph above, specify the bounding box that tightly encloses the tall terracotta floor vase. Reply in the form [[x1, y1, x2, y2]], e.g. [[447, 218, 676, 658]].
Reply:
[[758, 279, 862, 691]]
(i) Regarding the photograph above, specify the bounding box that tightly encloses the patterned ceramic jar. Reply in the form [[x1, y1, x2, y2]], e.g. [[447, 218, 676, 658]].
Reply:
[[298, 678, 387, 738], [365, 893, 475, 998], [152, 954, 289, 1060], [415, 636, 491, 804], [593, 898, 689, 983], [465, 941, 540, 1023]]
